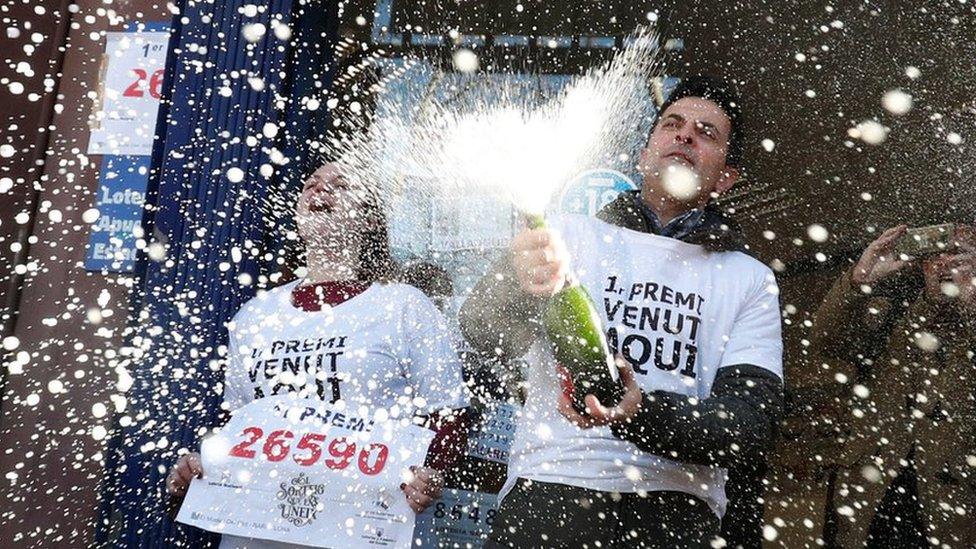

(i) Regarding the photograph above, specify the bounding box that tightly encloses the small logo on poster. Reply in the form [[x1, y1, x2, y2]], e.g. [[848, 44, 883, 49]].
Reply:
[[276, 472, 326, 527], [361, 527, 396, 545], [374, 487, 394, 510]]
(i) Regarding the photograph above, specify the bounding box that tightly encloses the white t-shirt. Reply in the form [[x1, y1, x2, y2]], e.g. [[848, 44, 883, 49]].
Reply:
[[503, 213, 783, 518], [218, 281, 468, 549]]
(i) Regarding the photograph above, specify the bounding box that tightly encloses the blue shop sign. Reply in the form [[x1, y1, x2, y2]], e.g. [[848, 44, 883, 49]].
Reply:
[[558, 168, 638, 216], [84, 155, 150, 272]]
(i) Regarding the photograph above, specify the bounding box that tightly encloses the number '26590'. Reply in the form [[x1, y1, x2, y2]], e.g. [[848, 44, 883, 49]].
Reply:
[[229, 426, 389, 475]]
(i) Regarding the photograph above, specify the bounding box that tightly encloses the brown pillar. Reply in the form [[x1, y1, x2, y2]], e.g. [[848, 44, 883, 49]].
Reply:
[[0, 1, 169, 546]]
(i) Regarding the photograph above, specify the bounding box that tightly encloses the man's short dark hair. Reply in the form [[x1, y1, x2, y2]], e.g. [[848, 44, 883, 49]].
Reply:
[[656, 76, 744, 168]]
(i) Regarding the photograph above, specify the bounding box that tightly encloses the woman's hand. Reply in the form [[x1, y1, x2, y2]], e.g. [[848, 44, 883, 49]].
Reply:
[[401, 466, 444, 513], [166, 452, 204, 499]]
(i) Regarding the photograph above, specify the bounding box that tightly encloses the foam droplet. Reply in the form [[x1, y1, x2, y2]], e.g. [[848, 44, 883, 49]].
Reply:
[[3, 336, 20, 351], [452, 49, 479, 73], [661, 165, 699, 200], [82, 208, 100, 224], [861, 464, 882, 483], [852, 120, 888, 145], [227, 167, 245, 183], [807, 224, 829, 243], [915, 332, 940, 352], [882, 89, 912, 115], [242, 23, 266, 43]]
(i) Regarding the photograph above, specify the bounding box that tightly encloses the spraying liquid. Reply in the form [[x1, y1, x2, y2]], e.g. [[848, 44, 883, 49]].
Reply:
[[325, 28, 664, 413], [328, 26, 662, 219]]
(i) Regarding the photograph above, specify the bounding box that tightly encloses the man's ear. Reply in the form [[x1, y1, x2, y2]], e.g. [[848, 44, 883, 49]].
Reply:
[[714, 165, 739, 195], [636, 147, 653, 176]]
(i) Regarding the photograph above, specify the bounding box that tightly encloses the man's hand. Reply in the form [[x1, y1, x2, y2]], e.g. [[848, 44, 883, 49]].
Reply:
[[558, 358, 643, 428], [511, 226, 570, 297], [851, 225, 912, 286], [401, 466, 444, 513], [166, 452, 203, 499], [921, 226, 976, 306]]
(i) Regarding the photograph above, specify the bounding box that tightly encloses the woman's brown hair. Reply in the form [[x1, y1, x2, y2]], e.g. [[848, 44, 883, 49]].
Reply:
[[356, 190, 398, 284]]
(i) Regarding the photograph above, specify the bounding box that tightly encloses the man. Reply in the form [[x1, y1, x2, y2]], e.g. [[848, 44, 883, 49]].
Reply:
[[460, 76, 785, 547], [810, 223, 976, 548]]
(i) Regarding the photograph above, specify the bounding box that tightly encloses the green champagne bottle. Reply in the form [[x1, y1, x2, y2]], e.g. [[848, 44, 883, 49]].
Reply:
[[527, 215, 624, 414]]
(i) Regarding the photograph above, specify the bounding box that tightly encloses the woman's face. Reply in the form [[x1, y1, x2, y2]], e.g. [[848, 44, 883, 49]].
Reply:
[[295, 164, 379, 247]]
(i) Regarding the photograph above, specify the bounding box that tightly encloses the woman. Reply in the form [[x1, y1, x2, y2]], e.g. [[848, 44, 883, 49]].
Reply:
[[166, 164, 469, 547]]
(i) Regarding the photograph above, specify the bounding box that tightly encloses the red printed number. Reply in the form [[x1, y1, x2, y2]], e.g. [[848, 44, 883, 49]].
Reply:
[[293, 433, 326, 466], [228, 427, 263, 459], [263, 430, 294, 462], [228, 428, 388, 476], [325, 437, 356, 470], [123, 68, 164, 99], [358, 443, 389, 476]]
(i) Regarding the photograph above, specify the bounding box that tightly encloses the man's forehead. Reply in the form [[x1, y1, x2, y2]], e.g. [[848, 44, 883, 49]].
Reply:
[[661, 97, 731, 131]]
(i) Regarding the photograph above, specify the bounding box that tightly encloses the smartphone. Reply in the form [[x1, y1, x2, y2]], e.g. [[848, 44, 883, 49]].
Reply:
[[895, 223, 958, 257]]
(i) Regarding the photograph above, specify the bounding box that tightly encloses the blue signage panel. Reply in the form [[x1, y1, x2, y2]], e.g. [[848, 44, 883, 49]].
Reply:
[[84, 155, 150, 272], [85, 22, 169, 273], [557, 168, 639, 216], [465, 401, 518, 465], [413, 489, 500, 548]]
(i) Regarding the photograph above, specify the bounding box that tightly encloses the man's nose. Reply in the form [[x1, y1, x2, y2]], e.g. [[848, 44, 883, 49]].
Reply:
[[673, 130, 694, 145]]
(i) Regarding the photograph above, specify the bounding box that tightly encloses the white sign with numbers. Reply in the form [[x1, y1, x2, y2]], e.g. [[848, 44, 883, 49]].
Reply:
[[177, 396, 434, 548], [88, 30, 169, 156]]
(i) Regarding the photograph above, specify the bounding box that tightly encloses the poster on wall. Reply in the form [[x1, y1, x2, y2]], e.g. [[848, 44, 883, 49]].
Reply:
[[87, 29, 169, 156], [85, 23, 169, 273]]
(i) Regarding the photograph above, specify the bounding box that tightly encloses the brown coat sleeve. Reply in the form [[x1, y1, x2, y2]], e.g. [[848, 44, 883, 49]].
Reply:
[[810, 268, 903, 367], [457, 255, 547, 360]]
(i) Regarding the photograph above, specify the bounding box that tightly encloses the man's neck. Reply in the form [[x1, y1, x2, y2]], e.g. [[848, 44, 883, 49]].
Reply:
[[640, 189, 699, 227]]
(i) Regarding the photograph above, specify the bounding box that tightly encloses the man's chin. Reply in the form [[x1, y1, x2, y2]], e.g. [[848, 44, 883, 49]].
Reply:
[[297, 218, 338, 241], [655, 168, 701, 202]]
